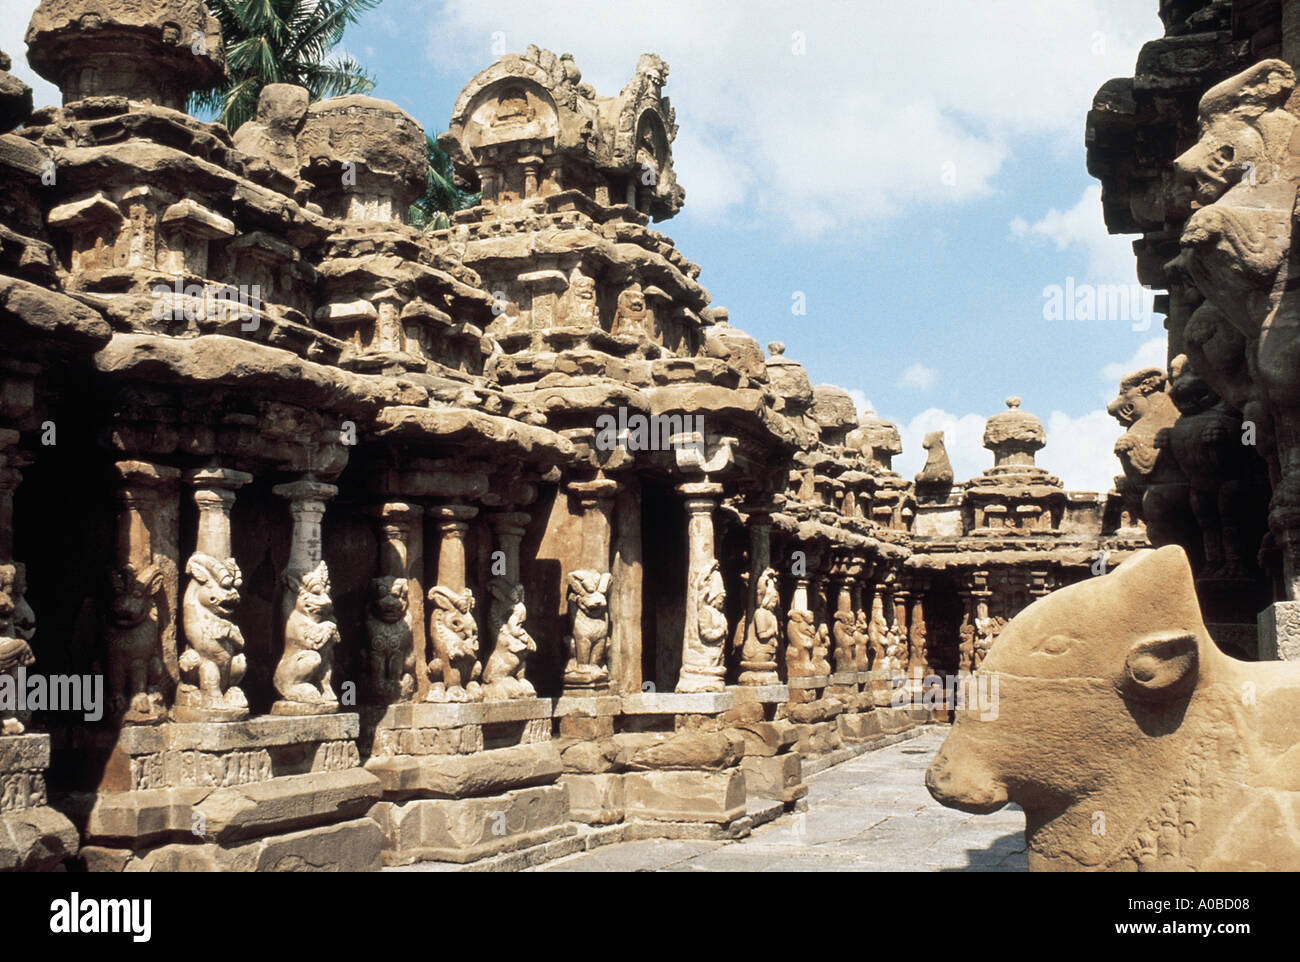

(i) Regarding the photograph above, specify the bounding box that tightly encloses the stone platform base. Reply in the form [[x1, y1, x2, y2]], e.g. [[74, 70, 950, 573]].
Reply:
[[77, 817, 383, 871], [623, 768, 746, 824], [0, 733, 78, 871], [801, 726, 929, 777], [560, 772, 624, 824], [370, 783, 577, 865]]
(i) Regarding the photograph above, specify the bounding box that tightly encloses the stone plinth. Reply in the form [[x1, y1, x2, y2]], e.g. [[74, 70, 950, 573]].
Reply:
[[0, 734, 78, 871], [553, 694, 621, 739], [362, 696, 575, 865], [727, 684, 789, 705], [68, 714, 382, 871], [620, 691, 734, 715], [1260, 602, 1300, 662]]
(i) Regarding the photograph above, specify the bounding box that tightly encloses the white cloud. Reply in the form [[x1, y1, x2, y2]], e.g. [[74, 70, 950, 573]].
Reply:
[[1099, 336, 1166, 386], [434, 0, 1161, 238], [898, 363, 938, 392], [846, 389, 874, 417], [0, 4, 59, 110], [896, 409, 990, 484], [894, 404, 1121, 492], [1042, 409, 1122, 493], [1010, 184, 1141, 284]]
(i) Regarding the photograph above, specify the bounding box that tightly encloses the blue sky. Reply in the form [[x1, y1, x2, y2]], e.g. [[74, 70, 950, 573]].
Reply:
[[1, 0, 1167, 491]]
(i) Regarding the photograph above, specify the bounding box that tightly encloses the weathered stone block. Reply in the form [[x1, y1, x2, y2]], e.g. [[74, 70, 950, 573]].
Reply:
[[1260, 602, 1300, 661], [623, 769, 746, 823], [370, 784, 574, 864], [741, 753, 805, 804], [559, 773, 625, 824], [365, 741, 562, 798]]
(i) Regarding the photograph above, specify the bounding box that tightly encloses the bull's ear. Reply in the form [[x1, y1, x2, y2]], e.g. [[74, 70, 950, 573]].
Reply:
[[1120, 632, 1199, 701]]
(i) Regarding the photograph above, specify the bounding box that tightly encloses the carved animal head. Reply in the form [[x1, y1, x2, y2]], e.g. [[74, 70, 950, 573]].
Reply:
[[108, 563, 165, 628], [185, 554, 242, 616], [429, 586, 478, 649], [567, 570, 611, 617], [369, 576, 409, 623], [1174, 59, 1299, 209], [927, 547, 1217, 828], [1107, 367, 1167, 428], [290, 561, 333, 619]]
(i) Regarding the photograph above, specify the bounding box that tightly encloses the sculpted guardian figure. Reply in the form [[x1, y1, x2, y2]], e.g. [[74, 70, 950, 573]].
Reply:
[[274, 561, 340, 713], [739, 568, 781, 685], [106, 562, 169, 722], [366, 575, 414, 701], [564, 570, 611, 691], [483, 578, 537, 700], [0, 563, 36, 734], [176, 553, 248, 720], [427, 585, 482, 703]]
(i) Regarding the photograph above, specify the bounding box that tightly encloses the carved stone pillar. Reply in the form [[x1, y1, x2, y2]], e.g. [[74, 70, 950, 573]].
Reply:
[[831, 575, 857, 676], [908, 590, 928, 677], [271, 479, 340, 716], [482, 511, 537, 701], [565, 479, 617, 694], [739, 503, 779, 686], [366, 501, 421, 703], [426, 504, 481, 703], [810, 570, 832, 677], [175, 467, 252, 722], [676, 481, 727, 693], [107, 461, 181, 724]]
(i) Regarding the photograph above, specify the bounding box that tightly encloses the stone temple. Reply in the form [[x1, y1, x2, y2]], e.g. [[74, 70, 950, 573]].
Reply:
[[0, 0, 1290, 873]]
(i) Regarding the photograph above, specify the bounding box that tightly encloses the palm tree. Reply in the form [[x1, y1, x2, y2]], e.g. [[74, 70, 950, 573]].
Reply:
[[191, 0, 383, 133], [409, 136, 480, 231]]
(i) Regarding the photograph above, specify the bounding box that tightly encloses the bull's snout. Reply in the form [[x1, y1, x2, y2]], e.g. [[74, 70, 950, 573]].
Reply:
[[925, 742, 1009, 815]]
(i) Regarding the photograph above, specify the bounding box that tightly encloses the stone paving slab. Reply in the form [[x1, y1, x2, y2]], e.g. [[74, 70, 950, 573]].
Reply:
[[530, 729, 1027, 872]]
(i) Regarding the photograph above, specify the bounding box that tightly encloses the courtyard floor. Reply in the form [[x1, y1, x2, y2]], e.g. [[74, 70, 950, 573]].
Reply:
[[531, 728, 1028, 872]]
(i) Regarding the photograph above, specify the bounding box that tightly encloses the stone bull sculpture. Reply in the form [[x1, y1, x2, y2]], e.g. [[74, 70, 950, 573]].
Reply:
[[926, 545, 1300, 871]]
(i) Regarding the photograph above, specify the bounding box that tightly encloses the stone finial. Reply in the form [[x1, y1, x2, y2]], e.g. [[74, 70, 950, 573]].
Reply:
[[767, 341, 785, 358], [297, 95, 429, 223], [231, 83, 309, 175], [847, 411, 904, 473], [983, 396, 1047, 468], [25, 0, 226, 108]]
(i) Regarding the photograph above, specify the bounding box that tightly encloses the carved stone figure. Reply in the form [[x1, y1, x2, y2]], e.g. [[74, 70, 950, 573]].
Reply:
[[1108, 367, 1192, 549], [367, 575, 414, 701], [1161, 355, 1265, 581], [785, 606, 816, 679], [678, 560, 727, 692], [915, 431, 954, 485], [106, 562, 169, 722], [812, 621, 832, 676], [852, 608, 870, 673], [610, 283, 649, 337], [957, 611, 975, 673], [832, 608, 856, 675], [557, 268, 599, 329], [867, 595, 889, 670], [564, 570, 611, 691], [482, 578, 536, 700], [739, 568, 780, 685], [928, 546, 1300, 871], [176, 554, 248, 720], [1170, 59, 1300, 594], [0, 563, 35, 734], [273, 561, 340, 713], [426, 585, 482, 703]]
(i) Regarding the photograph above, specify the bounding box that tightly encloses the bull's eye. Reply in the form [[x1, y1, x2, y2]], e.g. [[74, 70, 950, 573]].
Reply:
[[1033, 634, 1075, 656]]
